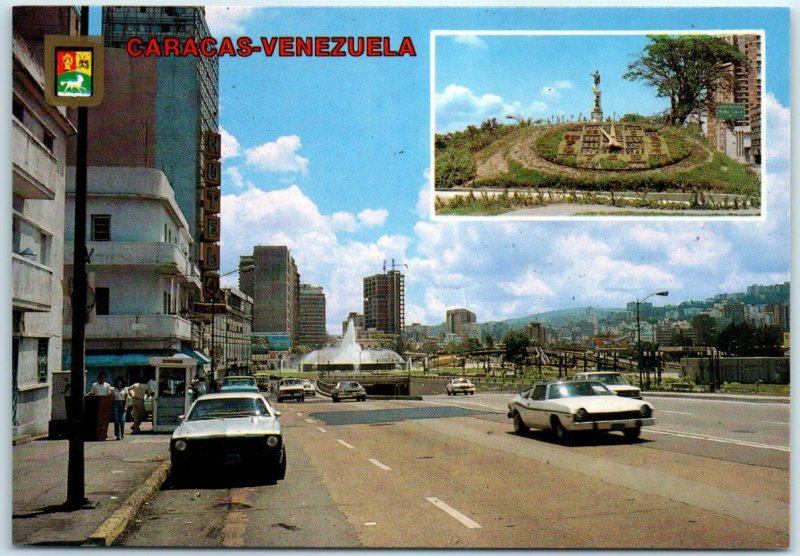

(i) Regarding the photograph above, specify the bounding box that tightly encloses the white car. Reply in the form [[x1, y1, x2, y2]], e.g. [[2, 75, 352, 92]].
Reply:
[[332, 381, 366, 402], [276, 378, 305, 402], [445, 378, 476, 396], [301, 379, 316, 396], [170, 392, 286, 482], [571, 371, 641, 399], [507, 380, 655, 443]]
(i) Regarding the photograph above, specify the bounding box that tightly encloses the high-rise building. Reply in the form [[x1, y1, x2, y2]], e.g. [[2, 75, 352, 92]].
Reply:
[[527, 322, 547, 345], [342, 312, 365, 336], [446, 308, 476, 337], [299, 285, 327, 349], [12, 6, 79, 438], [240, 246, 300, 348], [363, 270, 404, 335], [213, 288, 253, 375]]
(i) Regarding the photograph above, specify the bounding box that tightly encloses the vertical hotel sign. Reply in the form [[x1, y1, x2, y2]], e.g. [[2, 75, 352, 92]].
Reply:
[[44, 35, 104, 107], [201, 131, 222, 300]]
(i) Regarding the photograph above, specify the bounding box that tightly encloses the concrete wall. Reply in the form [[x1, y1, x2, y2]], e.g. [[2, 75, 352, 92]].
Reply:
[[682, 357, 790, 384]]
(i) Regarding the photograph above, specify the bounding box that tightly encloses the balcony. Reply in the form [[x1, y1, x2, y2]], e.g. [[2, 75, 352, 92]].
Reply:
[[12, 119, 60, 200], [65, 314, 192, 342], [65, 241, 200, 285], [12, 254, 53, 312]]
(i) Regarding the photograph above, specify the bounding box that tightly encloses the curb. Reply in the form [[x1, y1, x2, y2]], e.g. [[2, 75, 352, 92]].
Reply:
[[642, 391, 790, 404], [84, 459, 171, 546]]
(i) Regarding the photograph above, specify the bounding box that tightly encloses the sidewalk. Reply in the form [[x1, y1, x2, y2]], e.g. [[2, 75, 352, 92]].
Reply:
[[12, 420, 171, 546]]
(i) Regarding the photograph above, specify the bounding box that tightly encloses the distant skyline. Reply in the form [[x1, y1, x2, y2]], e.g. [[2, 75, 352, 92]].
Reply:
[[92, 7, 790, 334]]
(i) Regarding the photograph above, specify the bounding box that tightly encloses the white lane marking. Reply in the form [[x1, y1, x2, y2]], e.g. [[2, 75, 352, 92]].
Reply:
[[304, 418, 315, 424], [317, 427, 327, 433], [648, 428, 790, 452], [368, 458, 392, 471], [659, 410, 693, 415], [425, 497, 482, 529], [363, 522, 376, 526], [296, 412, 303, 416], [337, 439, 354, 449], [764, 421, 790, 425], [416, 399, 505, 413]]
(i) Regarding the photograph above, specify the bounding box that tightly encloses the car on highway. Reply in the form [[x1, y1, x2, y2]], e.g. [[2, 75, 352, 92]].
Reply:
[[332, 381, 367, 402], [507, 380, 655, 443], [301, 379, 316, 396], [570, 371, 641, 398], [445, 377, 476, 396], [276, 378, 305, 402], [170, 392, 286, 481], [220, 375, 260, 393]]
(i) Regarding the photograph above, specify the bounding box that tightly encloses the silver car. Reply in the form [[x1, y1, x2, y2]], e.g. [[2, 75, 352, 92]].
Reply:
[[332, 381, 366, 402]]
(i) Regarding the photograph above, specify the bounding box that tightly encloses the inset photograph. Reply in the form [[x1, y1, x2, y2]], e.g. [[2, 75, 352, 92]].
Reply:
[[432, 32, 763, 218]]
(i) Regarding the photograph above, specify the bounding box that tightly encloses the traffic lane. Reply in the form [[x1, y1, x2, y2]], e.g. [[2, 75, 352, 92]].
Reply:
[[290, 406, 787, 548], [119, 418, 359, 548]]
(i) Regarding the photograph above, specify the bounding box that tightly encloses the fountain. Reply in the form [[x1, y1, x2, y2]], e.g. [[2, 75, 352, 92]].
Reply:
[[300, 318, 405, 373]]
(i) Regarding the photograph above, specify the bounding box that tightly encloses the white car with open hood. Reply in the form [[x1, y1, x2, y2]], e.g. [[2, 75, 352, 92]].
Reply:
[[507, 380, 655, 443]]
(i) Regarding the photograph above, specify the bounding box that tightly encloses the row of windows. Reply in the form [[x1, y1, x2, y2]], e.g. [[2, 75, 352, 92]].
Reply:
[[13, 97, 55, 154], [89, 214, 184, 248]]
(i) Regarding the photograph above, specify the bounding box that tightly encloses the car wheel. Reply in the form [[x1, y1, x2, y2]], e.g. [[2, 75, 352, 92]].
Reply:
[[360, 396, 366, 402], [552, 417, 571, 445], [512, 411, 529, 436], [276, 448, 287, 480], [333, 396, 340, 403], [299, 396, 304, 403], [623, 426, 641, 441], [277, 397, 283, 403]]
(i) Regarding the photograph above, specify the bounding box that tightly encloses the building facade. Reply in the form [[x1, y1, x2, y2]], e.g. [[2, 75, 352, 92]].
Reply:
[[212, 288, 253, 376], [11, 6, 79, 438], [363, 270, 405, 335], [526, 321, 547, 345], [63, 167, 206, 387], [240, 246, 300, 348], [446, 308, 477, 337], [298, 284, 327, 349]]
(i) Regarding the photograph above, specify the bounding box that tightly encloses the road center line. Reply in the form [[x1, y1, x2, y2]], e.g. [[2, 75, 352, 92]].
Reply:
[[304, 418, 315, 424], [317, 427, 327, 433], [659, 410, 693, 415], [764, 421, 789, 425], [648, 427, 789, 452], [337, 439, 354, 449], [425, 497, 482, 529], [368, 458, 391, 471]]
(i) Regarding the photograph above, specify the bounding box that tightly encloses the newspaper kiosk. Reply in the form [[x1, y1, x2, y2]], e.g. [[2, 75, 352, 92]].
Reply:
[[150, 355, 195, 432]]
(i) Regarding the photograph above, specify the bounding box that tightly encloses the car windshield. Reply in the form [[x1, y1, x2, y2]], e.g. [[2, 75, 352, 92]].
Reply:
[[453, 379, 468, 384], [281, 379, 300, 385], [593, 374, 629, 385], [548, 382, 612, 399], [222, 377, 257, 387], [341, 382, 360, 388], [187, 397, 270, 421]]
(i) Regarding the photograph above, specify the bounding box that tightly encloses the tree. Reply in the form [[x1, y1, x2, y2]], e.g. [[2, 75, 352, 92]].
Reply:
[[692, 314, 716, 346], [503, 330, 530, 376], [624, 35, 748, 126], [484, 333, 495, 350], [434, 147, 476, 188], [716, 322, 783, 356]]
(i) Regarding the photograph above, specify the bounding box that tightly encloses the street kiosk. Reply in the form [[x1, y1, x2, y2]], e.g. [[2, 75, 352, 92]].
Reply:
[[150, 355, 196, 432]]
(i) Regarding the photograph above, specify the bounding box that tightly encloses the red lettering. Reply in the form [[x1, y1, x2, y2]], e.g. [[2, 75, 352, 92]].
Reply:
[[182, 38, 200, 57], [330, 36, 346, 57], [366, 36, 381, 56], [217, 37, 236, 56], [279, 36, 294, 56], [314, 37, 330, 57], [126, 37, 143, 57], [398, 36, 417, 56], [143, 38, 162, 57], [348, 37, 364, 56], [200, 37, 217, 57], [237, 37, 253, 57], [163, 37, 180, 56], [261, 37, 277, 56], [383, 37, 397, 57], [296, 37, 312, 56]]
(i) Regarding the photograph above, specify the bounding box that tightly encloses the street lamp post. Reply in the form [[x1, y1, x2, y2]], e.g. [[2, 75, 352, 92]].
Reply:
[[636, 290, 668, 390]]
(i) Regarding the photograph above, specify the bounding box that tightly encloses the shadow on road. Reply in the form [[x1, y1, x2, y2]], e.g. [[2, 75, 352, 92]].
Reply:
[[506, 429, 655, 447], [162, 470, 278, 491]]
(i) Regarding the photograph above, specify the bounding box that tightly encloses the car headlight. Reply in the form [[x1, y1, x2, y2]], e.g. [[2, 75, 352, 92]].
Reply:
[[575, 408, 588, 422], [266, 435, 280, 447], [174, 439, 187, 452], [639, 405, 652, 418]]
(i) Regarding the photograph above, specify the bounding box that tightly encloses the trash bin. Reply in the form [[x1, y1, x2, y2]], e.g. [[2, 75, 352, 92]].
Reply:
[[83, 395, 113, 441]]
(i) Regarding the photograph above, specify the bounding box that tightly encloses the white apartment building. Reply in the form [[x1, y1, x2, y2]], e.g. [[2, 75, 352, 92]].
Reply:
[[63, 167, 206, 386]]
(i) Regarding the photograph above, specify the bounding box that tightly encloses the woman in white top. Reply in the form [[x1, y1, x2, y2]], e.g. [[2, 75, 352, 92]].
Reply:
[[111, 377, 129, 440]]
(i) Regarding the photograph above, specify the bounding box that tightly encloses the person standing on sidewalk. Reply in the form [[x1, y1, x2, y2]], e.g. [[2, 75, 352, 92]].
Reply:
[[111, 377, 128, 440], [128, 377, 155, 434], [89, 371, 114, 396]]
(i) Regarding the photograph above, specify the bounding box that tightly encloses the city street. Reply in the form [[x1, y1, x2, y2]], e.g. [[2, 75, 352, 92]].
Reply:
[[119, 393, 789, 549]]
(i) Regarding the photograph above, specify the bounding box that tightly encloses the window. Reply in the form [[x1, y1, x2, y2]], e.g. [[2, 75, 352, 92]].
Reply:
[[37, 338, 48, 383], [91, 215, 110, 241], [39, 233, 49, 266], [95, 287, 109, 315], [42, 131, 55, 153], [532, 385, 546, 401], [12, 98, 24, 121]]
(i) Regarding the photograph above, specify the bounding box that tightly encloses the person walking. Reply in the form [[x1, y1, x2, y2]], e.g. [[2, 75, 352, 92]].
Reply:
[[128, 377, 155, 434], [111, 377, 128, 440]]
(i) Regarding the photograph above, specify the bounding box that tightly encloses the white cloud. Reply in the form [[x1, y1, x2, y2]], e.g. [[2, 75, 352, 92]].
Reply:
[[416, 168, 432, 219], [244, 135, 309, 174], [223, 165, 247, 190], [219, 126, 240, 161], [357, 208, 389, 228], [763, 92, 789, 163], [205, 6, 256, 36], [330, 211, 357, 232], [453, 35, 487, 49], [541, 80, 574, 98], [435, 83, 548, 132]]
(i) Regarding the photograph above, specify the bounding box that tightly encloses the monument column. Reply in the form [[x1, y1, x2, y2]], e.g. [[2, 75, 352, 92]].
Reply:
[[591, 70, 603, 123]]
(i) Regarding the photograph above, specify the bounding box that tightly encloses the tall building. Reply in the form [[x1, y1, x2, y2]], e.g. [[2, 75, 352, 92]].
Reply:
[[527, 321, 547, 345], [240, 246, 300, 348], [341, 312, 365, 336], [298, 285, 327, 349], [12, 6, 79, 438], [213, 288, 253, 375], [363, 270, 404, 335], [705, 34, 762, 164], [446, 308, 476, 337]]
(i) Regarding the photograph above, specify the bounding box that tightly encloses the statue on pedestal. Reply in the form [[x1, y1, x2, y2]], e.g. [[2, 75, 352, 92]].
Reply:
[[590, 69, 603, 123]]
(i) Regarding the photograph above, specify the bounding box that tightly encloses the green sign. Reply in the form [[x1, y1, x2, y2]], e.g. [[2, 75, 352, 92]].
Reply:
[[716, 103, 746, 120]]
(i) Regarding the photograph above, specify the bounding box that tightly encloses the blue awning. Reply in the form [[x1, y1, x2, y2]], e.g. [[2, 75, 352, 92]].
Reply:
[[62, 351, 181, 369], [181, 346, 210, 365]]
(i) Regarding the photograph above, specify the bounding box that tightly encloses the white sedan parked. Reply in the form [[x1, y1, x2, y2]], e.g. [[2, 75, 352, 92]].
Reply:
[[507, 380, 655, 443]]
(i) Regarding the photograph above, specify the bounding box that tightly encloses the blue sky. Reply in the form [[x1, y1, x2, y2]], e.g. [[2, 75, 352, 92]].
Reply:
[[140, 6, 790, 332]]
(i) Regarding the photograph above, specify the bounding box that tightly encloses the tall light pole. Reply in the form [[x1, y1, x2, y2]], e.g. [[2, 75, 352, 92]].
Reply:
[[636, 290, 668, 390]]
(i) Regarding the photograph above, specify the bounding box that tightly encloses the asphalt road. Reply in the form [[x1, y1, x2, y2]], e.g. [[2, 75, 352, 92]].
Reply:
[[119, 393, 789, 549]]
